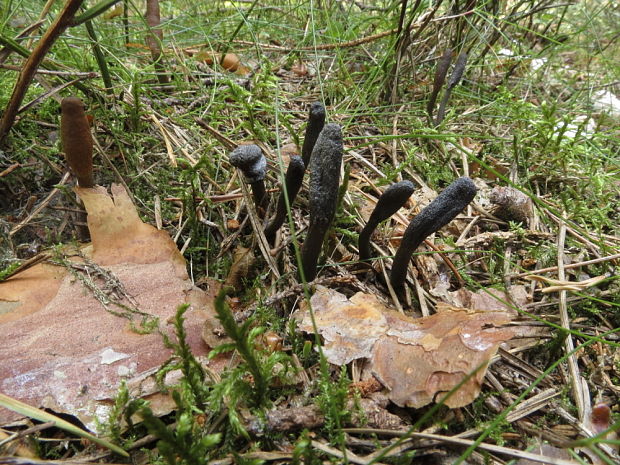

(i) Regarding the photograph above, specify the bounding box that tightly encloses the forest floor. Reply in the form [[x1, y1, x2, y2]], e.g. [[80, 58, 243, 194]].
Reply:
[[0, 1, 619, 464]]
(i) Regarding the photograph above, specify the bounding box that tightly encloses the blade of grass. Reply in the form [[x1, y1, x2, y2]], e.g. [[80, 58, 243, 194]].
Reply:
[[72, 0, 122, 26], [0, 393, 129, 457]]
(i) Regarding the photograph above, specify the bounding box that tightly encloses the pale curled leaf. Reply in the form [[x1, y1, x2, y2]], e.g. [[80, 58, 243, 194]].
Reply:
[[296, 286, 515, 408], [527, 274, 606, 293]]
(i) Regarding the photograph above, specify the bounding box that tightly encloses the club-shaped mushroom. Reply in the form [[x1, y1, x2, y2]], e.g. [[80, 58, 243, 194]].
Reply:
[[358, 180, 415, 263], [390, 176, 477, 292], [300, 123, 343, 281], [300, 102, 326, 167], [61, 96, 94, 188], [263, 155, 305, 244], [229, 144, 268, 214]]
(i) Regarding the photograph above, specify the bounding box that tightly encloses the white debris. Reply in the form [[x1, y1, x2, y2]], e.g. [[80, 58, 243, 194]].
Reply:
[[100, 348, 130, 365], [592, 90, 620, 118]]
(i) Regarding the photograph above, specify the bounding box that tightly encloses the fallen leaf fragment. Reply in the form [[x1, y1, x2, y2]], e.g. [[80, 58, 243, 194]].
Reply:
[[296, 286, 515, 408], [224, 245, 255, 289], [0, 185, 215, 429]]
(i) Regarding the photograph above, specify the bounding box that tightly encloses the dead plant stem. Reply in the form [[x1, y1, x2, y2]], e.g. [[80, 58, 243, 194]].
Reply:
[[557, 212, 587, 423]]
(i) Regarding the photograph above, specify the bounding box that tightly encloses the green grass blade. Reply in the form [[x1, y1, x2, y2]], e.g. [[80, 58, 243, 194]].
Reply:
[[73, 0, 122, 25], [0, 393, 129, 457]]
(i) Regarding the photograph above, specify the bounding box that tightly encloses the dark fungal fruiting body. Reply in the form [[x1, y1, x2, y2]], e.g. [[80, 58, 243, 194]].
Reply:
[[145, 0, 169, 85], [427, 48, 453, 123], [390, 177, 477, 292], [61, 96, 94, 188], [300, 123, 343, 281], [264, 155, 305, 244], [300, 102, 326, 167], [229, 144, 268, 214], [435, 52, 468, 126], [359, 180, 415, 263]]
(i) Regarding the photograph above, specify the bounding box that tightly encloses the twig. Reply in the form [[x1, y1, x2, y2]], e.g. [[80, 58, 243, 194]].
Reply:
[[344, 429, 582, 465], [9, 171, 70, 236], [311, 440, 385, 465], [18, 76, 95, 114], [510, 253, 620, 279], [0, 0, 85, 143], [195, 118, 237, 150], [239, 179, 280, 279], [557, 212, 588, 423]]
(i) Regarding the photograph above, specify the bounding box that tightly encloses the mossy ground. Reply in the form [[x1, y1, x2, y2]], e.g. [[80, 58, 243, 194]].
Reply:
[[1, 0, 619, 463]]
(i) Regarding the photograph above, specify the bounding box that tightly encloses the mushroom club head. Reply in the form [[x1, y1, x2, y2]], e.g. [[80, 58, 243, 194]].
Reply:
[[390, 176, 477, 291], [61, 96, 94, 188], [308, 123, 343, 226], [301, 102, 326, 167], [229, 144, 267, 183], [300, 123, 343, 281]]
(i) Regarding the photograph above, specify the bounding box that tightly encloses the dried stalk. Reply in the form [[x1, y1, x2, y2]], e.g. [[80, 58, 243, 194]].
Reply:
[[145, 0, 169, 85], [0, 0, 85, 144]]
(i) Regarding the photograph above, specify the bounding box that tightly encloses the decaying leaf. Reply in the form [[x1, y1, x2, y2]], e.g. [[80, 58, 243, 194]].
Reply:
[[296, 286, 515, 408], [0, 184, 215, 429], [224, 245, 256, 289], [490, 186, 534, 225], [433, 284, 530, 312]]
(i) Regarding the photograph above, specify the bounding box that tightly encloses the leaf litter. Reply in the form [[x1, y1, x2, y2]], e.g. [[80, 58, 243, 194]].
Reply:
[[0, 184, 217, 429], [295, 285, 516, 408]]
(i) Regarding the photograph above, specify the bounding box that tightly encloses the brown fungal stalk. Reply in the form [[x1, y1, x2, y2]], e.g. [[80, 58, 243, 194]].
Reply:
[[435, 52, 468, 125], [300, 102, 326, 167], [427, 48, 452, 124], [61, 96, 94, 188], [145, 0, 169, 84], [390, 177, 477, 292], [229, 144, 268, 215], [263, 155, 305, 245], [300, 123, 343, 281], [358, 180, 414, 263]]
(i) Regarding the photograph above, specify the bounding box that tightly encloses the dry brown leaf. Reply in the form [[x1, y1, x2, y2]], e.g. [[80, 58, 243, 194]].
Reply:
[[296, 286, 515, 408], [291, 61, 308, 76], [0, 184, 215, 429], [224, 245, 256, 289], [433, 285, 529, 313]]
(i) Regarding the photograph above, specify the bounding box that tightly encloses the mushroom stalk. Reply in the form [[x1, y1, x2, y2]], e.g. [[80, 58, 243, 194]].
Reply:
[[61, 96, 94, 188], [300, 123, 343, 281], [229, 144, 268, 215], [264, 155, 305, 244], [300, 102, 326, 167], [390, 177, 476, 291], [359, 180, 414, 262]]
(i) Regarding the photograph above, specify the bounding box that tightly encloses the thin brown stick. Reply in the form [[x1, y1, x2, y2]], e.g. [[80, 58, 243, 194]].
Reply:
[[9, 171, 71, 236], [510, 253, 620, 279], [188, 10, 464, 55], [145, 0, 169, 84], [344, 429, 581, 465], [0, 163, 20, 177], [422, 239, 465, 286], [0, 0, 85, 143]]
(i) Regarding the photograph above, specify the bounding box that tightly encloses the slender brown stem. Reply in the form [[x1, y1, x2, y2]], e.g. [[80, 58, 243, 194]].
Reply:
[[264, 156, 305, 244], [0, 0, 85, 143]]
